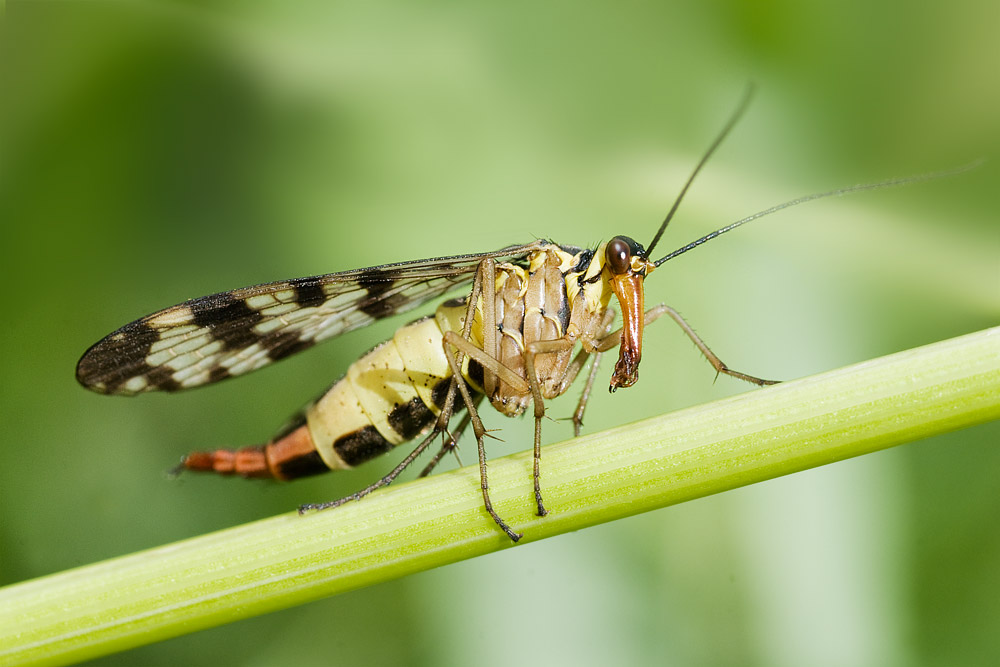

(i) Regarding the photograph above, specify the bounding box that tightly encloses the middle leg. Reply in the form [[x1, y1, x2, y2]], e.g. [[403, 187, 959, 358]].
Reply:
[[522, 336, 577, 517]]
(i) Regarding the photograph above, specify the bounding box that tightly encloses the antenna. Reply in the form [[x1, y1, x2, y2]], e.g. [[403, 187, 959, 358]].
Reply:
[[644, 83, 755, 258], [652, 160, 983, 267]]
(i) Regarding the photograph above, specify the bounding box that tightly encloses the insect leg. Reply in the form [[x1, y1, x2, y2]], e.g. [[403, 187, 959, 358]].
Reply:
[[430, 255, 495, 438], [660, 305, 779, 386], [593, 305, 777, 385], [418, 398, 477, 478], [566, 309, 617, 436], [439, 257, 528, 542], [523, 337, 576, 517], [570, 353, 604, 437], [299, 261, 494, 515], [479, 258, 500, 399], [297, 429, 439, 513], [590, 306, 668, 353], [442, 331, 525, 542]]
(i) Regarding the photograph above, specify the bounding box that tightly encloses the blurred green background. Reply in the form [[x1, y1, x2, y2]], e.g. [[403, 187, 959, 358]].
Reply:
[[2, 1, 997, 665]]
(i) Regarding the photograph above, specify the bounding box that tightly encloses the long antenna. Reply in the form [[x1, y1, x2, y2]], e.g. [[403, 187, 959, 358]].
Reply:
[[652, 160, 983, 267], [644, 83, 755, 258]]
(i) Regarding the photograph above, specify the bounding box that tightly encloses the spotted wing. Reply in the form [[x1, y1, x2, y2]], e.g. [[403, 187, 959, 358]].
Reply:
[[77, 241, 544, 395]]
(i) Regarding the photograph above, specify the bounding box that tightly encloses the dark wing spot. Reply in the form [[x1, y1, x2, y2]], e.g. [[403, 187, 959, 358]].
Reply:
[[144, 364, 182, 392], [207, 366, 231, 385], [190, 293, 264, 350], [268, 330, 314, 362], [76, 321, 165, 393], [288, 276, 328, 308], [357, 270, 409, 319]]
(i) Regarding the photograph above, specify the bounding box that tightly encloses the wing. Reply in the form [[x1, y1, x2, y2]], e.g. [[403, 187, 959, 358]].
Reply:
[[77, 241, 545, 395]]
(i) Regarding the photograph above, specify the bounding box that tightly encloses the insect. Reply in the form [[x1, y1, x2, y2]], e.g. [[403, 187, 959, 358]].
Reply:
[[76, 89, 961, 542]]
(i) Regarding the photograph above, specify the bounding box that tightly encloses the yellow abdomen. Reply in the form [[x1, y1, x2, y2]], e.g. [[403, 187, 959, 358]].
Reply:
[[307, 315, 456, 470]]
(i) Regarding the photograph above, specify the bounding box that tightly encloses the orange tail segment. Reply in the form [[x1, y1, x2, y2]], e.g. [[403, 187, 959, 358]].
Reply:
[[179, 424, 329, 481]]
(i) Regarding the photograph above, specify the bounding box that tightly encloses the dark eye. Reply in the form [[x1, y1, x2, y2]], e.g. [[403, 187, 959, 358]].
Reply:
[[605, 236, 631, 275]]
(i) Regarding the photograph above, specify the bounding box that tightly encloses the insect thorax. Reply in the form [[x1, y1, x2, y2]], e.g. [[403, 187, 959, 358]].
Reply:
[[436, 242, 614, 417]]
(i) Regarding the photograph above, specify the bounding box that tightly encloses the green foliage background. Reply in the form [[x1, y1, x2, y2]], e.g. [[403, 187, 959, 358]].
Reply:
[[2, 1, 997, 665]]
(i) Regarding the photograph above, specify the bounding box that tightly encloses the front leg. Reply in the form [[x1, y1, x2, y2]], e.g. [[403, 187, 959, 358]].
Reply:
[[593, 304, 778, 386], [661, 305, 779, 386]]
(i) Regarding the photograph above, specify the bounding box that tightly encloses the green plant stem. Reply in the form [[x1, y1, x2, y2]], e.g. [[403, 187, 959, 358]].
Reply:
[[2, 327, 998, 666]]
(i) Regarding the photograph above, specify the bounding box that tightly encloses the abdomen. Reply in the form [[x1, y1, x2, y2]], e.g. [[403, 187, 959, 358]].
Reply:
[[181, 315, 459, 479]]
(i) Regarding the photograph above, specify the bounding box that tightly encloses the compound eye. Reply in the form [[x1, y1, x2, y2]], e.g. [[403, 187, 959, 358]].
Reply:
[[606, 236, 631, 275]]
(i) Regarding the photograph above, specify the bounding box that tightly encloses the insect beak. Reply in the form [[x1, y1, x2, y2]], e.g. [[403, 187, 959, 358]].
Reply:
[[608, 270, 647, 392]]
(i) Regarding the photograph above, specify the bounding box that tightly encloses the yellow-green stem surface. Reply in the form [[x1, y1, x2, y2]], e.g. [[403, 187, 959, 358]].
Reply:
[[2, 327, 997, 667]]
